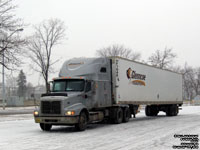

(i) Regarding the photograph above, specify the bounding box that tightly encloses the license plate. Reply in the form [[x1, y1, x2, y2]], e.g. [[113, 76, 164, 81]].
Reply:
[[35, 118, 41, 123]]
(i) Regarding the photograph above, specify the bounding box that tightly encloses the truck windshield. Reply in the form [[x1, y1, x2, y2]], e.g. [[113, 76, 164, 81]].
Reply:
[[53, 79, 85, 92]]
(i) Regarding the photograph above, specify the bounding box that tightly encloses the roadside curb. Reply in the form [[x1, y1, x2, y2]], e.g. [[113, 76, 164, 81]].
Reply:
[[0, 107, 35, 115]]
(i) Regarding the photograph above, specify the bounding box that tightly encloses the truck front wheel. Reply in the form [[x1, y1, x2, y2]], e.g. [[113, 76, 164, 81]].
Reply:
[[75, 112, 88, 131], [40, 123, 52, 131]]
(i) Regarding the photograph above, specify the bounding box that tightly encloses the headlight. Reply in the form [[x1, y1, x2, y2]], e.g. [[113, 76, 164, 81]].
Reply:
[[34, 111, 39, 116], [65, 111, 75, 116]]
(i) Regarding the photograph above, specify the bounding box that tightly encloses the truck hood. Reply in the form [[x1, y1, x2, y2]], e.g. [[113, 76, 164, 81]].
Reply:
[[38, 92, 84, 116], [40, 92, 84, 115], [40, 92, 83, 101]]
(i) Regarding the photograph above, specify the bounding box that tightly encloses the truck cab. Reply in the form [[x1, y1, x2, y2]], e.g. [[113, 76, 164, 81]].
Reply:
[[34, 57, 113, 131]]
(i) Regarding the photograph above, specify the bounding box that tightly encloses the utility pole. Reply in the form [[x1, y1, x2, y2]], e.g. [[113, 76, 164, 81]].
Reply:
[[2, 50, 5, 109]]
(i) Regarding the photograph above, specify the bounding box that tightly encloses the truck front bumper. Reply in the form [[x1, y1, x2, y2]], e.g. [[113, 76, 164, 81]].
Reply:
[[34, 116, 79, 125]]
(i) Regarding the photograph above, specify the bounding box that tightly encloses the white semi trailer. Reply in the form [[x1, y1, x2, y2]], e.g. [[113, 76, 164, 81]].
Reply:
[[34, 57, 183, 131]]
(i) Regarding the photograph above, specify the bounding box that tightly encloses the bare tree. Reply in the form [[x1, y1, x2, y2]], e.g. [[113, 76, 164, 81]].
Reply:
[[6, 74, 18, 97], [96, 44, 141, 61], [17, 70, 27, 97], [148, 47, 176, 69], [189, 67, 200, 97], [26, 82, 35, 100], [180, 63, 200, 100], [0, 0, 25, 69], [181, 64, 195, 100], [27, 18, 66, 92]]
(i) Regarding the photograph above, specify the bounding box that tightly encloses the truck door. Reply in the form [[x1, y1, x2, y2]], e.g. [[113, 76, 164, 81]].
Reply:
[[84, 81, 93, 109]]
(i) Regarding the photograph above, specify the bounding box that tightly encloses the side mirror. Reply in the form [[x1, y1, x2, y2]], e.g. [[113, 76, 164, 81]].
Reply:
[[85, 81, 92, 93], [47, 81, 53, 93]]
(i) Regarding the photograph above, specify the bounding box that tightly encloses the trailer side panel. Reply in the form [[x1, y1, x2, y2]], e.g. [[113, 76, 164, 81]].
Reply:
[[112, 57, 183, 105]]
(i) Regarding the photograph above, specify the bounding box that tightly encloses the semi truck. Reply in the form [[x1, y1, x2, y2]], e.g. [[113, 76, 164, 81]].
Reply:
[[34, 57, 183, 131]]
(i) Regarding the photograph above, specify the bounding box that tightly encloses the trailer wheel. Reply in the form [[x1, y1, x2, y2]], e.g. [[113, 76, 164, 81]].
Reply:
[[75, 112, 88, 131], [145, 106, 151, 116], [172, 105, 179, 116], [40, 123, 52, 131], [166, 105, 178, 116], [151, 105, 159, 116], [114, 107, 123, 124], [145, 106, 158, 116], [176, 106, 179, 115], [123, 107, 130, 123]]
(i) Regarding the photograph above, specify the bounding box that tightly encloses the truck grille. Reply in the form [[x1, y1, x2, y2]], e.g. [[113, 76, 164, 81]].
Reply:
[[41, 101, 61, 114]]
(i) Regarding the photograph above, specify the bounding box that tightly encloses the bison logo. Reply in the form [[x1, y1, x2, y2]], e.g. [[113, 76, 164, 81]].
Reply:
[[126, 68, 146, 86], [126, 68, 132, 79]]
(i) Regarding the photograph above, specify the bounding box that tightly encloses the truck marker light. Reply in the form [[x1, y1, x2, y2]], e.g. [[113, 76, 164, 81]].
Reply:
[[95, 83, 98, 89], [71, 111, 75, 115]]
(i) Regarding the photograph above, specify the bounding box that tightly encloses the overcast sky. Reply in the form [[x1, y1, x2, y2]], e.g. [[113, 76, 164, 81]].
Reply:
[[12, 0, 200, 85]]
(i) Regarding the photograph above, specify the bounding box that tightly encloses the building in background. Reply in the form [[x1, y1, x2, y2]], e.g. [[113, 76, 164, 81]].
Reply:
[[194, 95, 200, 105], [0, 82, 45, 106]]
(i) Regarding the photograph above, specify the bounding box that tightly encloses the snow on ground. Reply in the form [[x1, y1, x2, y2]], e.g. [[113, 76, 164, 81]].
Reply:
[[0, 106, 199, 150]]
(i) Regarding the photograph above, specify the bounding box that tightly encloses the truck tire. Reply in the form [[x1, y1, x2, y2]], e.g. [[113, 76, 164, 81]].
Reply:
[[123, 107, 130, 123], [166, 105, 178, 116], [40, 123, 52, 131], [114, 107, 123, 124], [151, 105, 159, 116], [75, 112, 88, 131], [145, 106, 158, 116], [145, 106, 151, 116]]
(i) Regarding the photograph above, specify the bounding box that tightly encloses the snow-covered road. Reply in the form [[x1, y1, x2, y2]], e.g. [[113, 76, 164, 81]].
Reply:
[[0, 106, 199, 150]]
